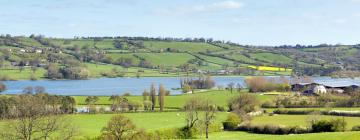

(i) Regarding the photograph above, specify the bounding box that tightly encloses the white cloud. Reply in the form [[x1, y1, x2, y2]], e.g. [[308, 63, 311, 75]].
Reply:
[[152, 0, 243, 16], [189, 0, 243, 12], [333, 18, 348, 24]]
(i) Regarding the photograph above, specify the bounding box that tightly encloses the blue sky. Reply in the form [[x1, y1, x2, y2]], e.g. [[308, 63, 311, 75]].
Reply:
[[0, 0, 359, 45]]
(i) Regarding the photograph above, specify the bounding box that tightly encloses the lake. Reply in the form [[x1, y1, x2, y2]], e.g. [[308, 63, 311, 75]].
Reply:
[[2, 77, 360, 96]]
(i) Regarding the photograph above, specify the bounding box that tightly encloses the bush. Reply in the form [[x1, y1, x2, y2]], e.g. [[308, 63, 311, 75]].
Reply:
[[237, 124, 309, 135], [352, 125, 360, 131], [123, 93, 131, 96], [217, 106, 225, 111], [228, 93, 259, 113], [223, 113, 241, 130], [177, 126, 198, 139], [273, 109, 316, 115], [311, 120, 334, 132], [311, 119, 346, 132]]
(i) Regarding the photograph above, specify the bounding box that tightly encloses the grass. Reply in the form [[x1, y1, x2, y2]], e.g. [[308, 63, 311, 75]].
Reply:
[[0, 112, 228, 139], [196, 54, 236, 66], [0, 67, 46, 80], [135, 53, 195, 67], [249, 53, 293, 65], [73, 90, 277, 109], [143, 41, 223, 52]]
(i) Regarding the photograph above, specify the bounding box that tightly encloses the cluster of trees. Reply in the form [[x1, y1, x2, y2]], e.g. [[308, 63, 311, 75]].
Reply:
[[180, 75, 215, 93], [108, 95, 142, 112], [0, 90, 76, 119], [142, 84, 167, 111], [245, 76, 291, 92], [0, 93, 77, 139], [262, 89, 360, 108], [182, 97, 217, 139], [46, 63, 89, 79]]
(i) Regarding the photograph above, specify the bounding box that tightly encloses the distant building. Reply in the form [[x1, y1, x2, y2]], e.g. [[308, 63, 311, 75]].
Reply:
[[291, 81, 360, 95]]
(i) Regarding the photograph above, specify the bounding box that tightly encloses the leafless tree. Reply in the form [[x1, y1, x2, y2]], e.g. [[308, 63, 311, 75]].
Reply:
[[202, 99, 216, 139]]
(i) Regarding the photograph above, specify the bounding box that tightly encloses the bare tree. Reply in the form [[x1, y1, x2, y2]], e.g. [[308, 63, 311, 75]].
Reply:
[[202, 99, 216, 139], [184, 97, 201, 128], [227, 82, 235, 93]]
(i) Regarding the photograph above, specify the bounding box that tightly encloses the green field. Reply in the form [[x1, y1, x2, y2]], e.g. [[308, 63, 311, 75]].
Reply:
[[143, 41, 223, 52], [249, 53, 293, 65], [135, 53, 195, 67], [0, 67, 46, 80], [73, 90, 277, 109]]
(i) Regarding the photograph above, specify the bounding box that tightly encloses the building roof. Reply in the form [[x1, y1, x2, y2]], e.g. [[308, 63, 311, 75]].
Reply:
[[291, 80, 360, 88], [317, 81, 360, 88]]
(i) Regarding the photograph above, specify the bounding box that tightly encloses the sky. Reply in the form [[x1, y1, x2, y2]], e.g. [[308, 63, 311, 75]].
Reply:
[[0, 0, 359, 46]]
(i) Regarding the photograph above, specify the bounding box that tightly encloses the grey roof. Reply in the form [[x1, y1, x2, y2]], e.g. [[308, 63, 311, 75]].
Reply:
[[317, 81, 360, 88], [292, 82, 312, 86]]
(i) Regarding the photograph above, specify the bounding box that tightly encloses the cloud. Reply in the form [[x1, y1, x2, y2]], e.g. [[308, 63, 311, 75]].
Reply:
[[333, 18, 348, 24], [152, 0, 243, 16], [188, 0, 243, 12]]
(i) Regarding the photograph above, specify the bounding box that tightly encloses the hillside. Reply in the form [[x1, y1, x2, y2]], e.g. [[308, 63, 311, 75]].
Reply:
[[1, 35, 359, 80]]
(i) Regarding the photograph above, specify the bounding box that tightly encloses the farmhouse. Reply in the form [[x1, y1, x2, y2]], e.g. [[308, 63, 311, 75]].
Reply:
[[291, 81, 360, 95]]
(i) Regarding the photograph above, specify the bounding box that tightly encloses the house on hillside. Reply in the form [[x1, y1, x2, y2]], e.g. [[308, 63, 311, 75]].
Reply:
[[291, 81, 359, 95]]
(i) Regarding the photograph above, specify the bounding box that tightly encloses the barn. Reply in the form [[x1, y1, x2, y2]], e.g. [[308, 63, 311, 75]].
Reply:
[[291, 81, 360, 95]]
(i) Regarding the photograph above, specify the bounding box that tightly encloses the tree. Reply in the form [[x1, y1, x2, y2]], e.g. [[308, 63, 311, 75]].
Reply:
[[150, 84, 156, 111], [202, 99, 216, 139], [23, 86, 34, 94], [34, 86, 46, 94], [142, 90, 149, 101], [143, 100, 152, 111], [228, 93, 258, 115], [0, 82, 6, 93], [100, 115, 139, 140], [109, 95, 121, 111], [85, 96, 99, 113], [236, 83, 243, 93], [158, 84, 165, 111], [1, 94, 77, 140], [227, 82, 235, 93], [184, 97, 201, 128]]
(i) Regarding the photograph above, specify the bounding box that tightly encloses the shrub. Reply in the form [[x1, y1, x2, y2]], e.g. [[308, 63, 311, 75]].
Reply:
[[237, 124, 309, 135], [326, 110, 360, 117], [352, 125, 360, 131], [245, 76, 290, 92], [273, 109, 316, 115], [123, 93, 131, 96], [223, 113, 241, 130], [217, 106, 225, 111], [310, 119, 346, 133], [177, 126, 198, 139], [228, 93, 259, 113]]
